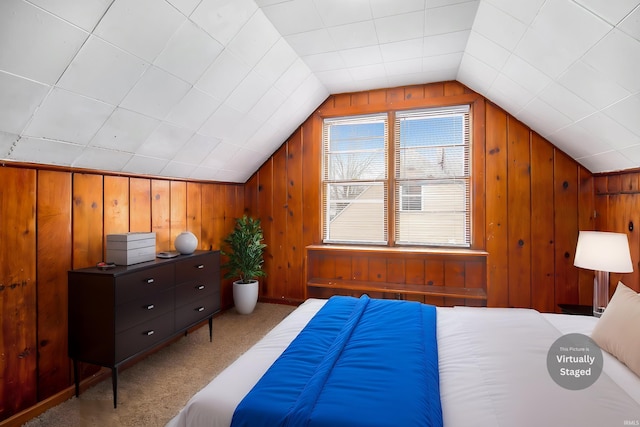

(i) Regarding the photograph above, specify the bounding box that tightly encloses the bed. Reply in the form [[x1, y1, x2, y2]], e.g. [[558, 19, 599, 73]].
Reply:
[[167, 289, 640, 427]]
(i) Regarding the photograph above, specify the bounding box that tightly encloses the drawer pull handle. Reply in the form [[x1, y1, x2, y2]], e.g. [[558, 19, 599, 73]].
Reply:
[[145, 330, 155, 336], [146, 278, 154, 284], [196, 264, 204, 269], [197, 306, 205, 312], [197, 285, 205, 290], [146, 304, 155, 310]]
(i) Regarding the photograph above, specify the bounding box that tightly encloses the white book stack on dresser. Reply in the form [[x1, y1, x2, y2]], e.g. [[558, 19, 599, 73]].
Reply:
[[106, 232, 156, 265]]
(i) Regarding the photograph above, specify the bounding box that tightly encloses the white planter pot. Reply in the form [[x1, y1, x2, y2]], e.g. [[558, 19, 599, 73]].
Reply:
[[233, 280, 259, 315]]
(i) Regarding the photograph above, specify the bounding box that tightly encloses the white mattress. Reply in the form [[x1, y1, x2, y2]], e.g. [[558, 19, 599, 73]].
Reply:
[[167, 299, 640, 427]]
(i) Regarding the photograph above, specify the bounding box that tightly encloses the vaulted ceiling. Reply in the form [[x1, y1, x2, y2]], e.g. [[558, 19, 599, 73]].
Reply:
[[1, 0, 638, 183]]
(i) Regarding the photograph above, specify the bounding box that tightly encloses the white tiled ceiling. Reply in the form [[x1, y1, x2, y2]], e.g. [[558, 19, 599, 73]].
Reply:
[[0, 0, 639, 182]]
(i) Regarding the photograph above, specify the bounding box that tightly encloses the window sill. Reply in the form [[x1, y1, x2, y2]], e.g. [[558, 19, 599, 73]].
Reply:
[[306, 244, 488, 258]]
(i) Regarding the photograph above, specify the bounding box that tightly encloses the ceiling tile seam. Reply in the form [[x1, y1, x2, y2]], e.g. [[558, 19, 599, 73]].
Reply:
[[460, 46, 500, 91], [309, 0, 370, 30], [47, 29, 90, 89], [547, 25, 628, 110], [151, 23, 214, 85], [246, 86, 289, 124], [163, 0, 201, 19], [4, 134, 21, 159], [598, 92, 640, 139], [226, 8, 280, 71], [19, 0, 119, 91], [0, 69, 56, 142], [86, 9, 208, 80], [85, 0, 116, 33], [491, 27, 612, 114], [619, 4, 640, 41], [468, 4, 532, 94], [571, 0, 634, 27], [575, 148, 625, 160], [13, 81, 59, 149], [21, 0, 113, 34], [556, 72, 625, 115], [250, 24, 332, 102], [509, 0, 546, 27], [150, 47, 208, 92], [547, 92, 640, 151], [55, 35, 154, 108], [454, 26, 476, 77], [83, 106, 161, 158]]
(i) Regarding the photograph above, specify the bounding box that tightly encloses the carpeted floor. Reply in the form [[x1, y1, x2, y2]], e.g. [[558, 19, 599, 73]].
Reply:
[[23, 302, 296, 427]]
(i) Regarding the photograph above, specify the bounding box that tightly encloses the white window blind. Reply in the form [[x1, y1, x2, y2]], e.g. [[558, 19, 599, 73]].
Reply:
[[322, 114, 388, 244], [394, 105, 471, 247]]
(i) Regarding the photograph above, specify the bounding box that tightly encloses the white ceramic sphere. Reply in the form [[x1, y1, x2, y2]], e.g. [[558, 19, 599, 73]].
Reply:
[[174, 231, 198, 254]]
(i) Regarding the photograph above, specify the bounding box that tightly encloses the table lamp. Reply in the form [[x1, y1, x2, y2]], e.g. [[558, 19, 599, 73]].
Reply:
[[573, 231, 633, 317]]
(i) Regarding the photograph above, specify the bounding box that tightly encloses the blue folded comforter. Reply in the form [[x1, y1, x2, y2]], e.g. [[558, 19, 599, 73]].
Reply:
[[231, 295, 442, 427]]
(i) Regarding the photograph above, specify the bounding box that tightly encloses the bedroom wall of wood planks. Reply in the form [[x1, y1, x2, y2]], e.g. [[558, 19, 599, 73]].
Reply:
[[245, 81, 638, 312], [594, 173, 640, 291], [0, 167, 243, 421]]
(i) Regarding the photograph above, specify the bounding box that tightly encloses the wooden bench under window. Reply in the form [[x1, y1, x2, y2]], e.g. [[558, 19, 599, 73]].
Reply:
[[305, 244, 488, 306]]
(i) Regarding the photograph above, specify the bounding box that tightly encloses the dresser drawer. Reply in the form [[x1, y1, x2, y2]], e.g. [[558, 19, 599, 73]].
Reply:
[[115, 288, 174, 333], [175, 293, 220, 331], [175, 253, 219, 283], [115, 312, 174, 362], [115, 264, 174, 305], [175, 279, 216, 307]]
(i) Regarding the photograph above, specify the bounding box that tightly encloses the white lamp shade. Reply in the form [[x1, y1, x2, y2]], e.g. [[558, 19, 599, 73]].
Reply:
[[574, 231, 633, 273]]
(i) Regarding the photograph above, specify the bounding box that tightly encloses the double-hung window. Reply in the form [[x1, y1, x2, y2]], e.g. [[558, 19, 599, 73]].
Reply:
[[395, 105, 471, 246], [322, 105, 471, 247], [322, 114, 388, 244]]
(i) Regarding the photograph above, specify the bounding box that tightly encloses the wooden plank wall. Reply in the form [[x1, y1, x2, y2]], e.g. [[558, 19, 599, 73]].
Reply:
[[594, 173, 640, 293], [0, 166, 242, 421], [305, 246, 487, 307], [485, 103, 595, 310], [0, 168, 37, 419], [245, 82, 598, 311]]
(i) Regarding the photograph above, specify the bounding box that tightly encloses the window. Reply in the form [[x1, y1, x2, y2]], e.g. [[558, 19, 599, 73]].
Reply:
[[322, 105, 471, 247], [322, 114, 388, 244], [395, 105, 471, 246]]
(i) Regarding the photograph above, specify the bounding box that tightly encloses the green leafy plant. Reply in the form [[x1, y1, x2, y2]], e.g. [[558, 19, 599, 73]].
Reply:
[[221, 215, 266, 284]]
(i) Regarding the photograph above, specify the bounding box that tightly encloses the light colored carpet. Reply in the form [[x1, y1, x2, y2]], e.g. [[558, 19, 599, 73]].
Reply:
[[23, 302, 296, 427]]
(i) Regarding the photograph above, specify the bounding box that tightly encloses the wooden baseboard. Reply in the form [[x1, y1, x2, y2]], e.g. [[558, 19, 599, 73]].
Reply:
[[0, 368, 111, 427], [259, 296, 303, 306]]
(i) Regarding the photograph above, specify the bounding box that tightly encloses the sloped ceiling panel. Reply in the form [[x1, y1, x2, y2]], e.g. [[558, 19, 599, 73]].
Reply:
[[0, 0, 639, 183]]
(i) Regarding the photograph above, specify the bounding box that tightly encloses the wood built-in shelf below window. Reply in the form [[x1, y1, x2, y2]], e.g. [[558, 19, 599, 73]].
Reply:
[[305, 244, 488, 306]]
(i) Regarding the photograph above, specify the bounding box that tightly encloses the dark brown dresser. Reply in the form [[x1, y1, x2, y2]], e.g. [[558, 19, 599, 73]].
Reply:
[[68, 250, 220, 407]]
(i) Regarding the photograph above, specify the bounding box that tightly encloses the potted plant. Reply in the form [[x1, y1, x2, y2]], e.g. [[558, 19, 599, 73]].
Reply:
[[221, 215, 266, 314]]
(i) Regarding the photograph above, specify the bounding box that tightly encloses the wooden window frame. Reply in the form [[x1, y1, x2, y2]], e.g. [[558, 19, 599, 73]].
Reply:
[[317, 94, 486, 251]]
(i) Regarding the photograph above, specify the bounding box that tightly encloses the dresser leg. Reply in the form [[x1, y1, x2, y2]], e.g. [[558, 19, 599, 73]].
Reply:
[[73, 359, 79, 397], [209, 316, 213, 342], [112, 367, 118, 408]]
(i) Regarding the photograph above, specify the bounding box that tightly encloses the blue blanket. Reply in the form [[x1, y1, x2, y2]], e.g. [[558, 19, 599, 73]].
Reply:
[[231, 295, 442, 427]]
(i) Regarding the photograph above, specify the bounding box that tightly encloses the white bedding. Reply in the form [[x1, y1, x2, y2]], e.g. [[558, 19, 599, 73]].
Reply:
[[167, 299, 640, 427]]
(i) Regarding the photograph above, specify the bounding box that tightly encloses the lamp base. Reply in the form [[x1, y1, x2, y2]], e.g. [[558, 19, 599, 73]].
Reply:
[[593, 270, 609, 318]]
